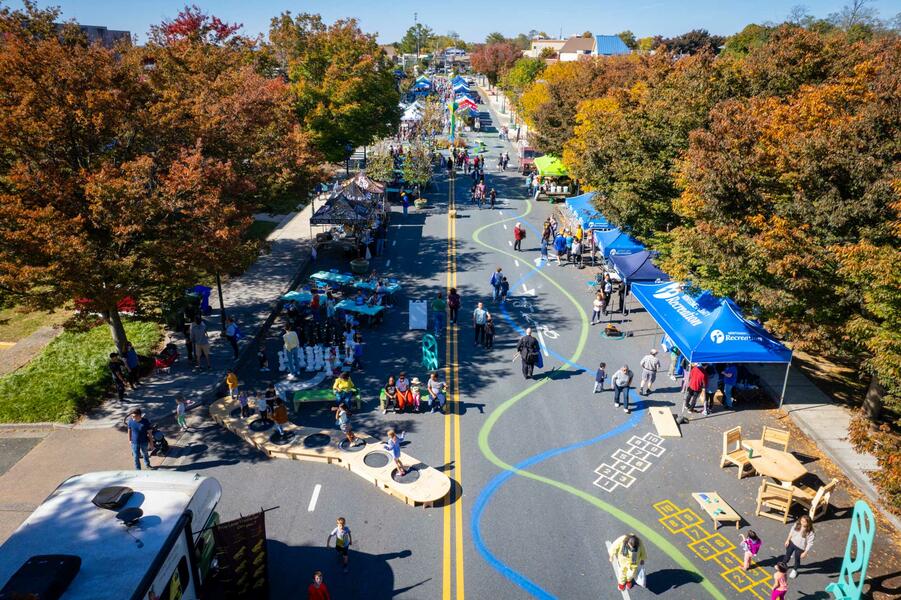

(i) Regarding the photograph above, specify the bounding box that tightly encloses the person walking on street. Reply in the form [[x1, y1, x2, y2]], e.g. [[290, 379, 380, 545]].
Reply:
[[783, 515, 815, 579], [608, 534, 646, 591], [225, 316, 240, 358], [308, 571, 331, 600], [335, 402, 362, 447], [326, 517, 353, 573], [124, 342, 140, 388], [484, 314, 495, 349], [513, 222, 525, 251], [490, 267, 503, 302], [448, 288, 461, 325], [283, 324, 300, 377], [611, 365, 634, 413], [489, 188, 496, 209], [499, 277, 510, 303], [572, 238, 583, 268], [683, 363, 707, 412], [473, 302, 489, 347], [190, 316, 212, 369], [402, 192, 410, 215], [109, 352, 128, 401], [594, 362, 607, 393], [515, 327, 540, 379], [175, 394, 188, 431], [540, 237, 549, 262], [553, 232, 567, 266], [432, 292, 447, 337], [126, 408, 153, 470], [591, 292, 605, 325], [638, 349, 661, 396]]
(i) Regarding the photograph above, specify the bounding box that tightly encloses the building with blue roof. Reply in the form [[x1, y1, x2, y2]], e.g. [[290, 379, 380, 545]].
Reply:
[[593, 34, 631, 56]]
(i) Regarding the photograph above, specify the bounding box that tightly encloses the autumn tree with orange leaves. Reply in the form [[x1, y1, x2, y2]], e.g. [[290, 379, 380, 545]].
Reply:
[[0, 4, 323, 351]]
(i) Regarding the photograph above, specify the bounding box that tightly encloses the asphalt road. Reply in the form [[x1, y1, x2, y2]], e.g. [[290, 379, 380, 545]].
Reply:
[[165, 92, 881, 599]]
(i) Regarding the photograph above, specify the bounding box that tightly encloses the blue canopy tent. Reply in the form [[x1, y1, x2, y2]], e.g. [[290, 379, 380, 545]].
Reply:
[[564, 193, 613, 231], [631, 281, 793, 406], [609, 250, 670, 283], [593, 228, 645, 258], [452, 75, 466, 84]]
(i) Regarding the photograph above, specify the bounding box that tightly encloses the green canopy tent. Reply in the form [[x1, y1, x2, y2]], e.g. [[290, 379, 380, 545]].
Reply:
[[534, 155, 568, 178]]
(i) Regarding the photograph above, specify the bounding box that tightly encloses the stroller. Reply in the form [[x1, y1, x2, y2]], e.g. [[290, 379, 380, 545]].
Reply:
[[154, 343, 179, 374], [150, 424, 169, 456]]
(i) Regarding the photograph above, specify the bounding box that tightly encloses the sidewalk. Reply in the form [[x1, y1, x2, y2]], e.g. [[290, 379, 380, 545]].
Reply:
[[0, 201, 320, 540]]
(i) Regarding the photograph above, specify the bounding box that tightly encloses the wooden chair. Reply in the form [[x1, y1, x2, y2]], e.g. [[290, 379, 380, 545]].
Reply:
[[761, 426, 791, 452], [755, 481, 795, 523], [720, 427, 755, 479], [794, 478, 838, 521]]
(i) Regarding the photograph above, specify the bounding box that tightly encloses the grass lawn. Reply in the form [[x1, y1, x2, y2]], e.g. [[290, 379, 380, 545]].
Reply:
[[0, 306, 73, 345], [244, 219, 279, 241], [0, 319, 163, 423]]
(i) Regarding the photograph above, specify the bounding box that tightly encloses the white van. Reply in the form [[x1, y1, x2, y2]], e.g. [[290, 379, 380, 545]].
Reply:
[[0, 470, 222, 600]]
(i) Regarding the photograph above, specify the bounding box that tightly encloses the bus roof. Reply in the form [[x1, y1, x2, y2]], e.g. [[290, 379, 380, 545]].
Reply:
[[0, 470, 221, 600]]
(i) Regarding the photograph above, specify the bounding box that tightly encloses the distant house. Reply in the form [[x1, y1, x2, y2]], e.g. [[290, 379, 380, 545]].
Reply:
[[56, 23, 131, 48], [593, 34, 631, 56], [524, 38, 566, 58], [381, 45, 398, 63], [558, 36, 595, 62]]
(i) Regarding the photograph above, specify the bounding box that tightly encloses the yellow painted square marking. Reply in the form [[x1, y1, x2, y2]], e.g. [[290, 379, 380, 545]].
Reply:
[[706, 532, 735, 554], [681, 524, 710, 542], [675, 509, 704, 529], [660, 514, 690, 534], [714, 553, 742, 571], [653, 499, 679, 516]]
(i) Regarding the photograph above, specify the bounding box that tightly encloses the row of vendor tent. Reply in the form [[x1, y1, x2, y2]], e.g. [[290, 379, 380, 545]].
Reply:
[[411, 75, 432, 95], [401, 102, 423, 122], [310, 172, 385, 226], [631, 281, 792, 370]]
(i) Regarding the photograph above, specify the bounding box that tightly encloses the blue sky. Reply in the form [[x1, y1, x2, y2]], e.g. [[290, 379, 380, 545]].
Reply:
[[37, 1, 901, 43]]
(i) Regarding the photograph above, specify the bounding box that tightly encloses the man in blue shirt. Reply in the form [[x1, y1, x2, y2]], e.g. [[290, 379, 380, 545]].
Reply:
[[554, 233, 567, 266], [721, 364, 738, 408], [126, 408, 153, 470]]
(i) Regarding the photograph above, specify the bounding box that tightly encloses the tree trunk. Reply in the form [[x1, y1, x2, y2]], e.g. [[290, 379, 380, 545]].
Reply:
[[863, 374, 884, 421], [102, 307, 129, 355]]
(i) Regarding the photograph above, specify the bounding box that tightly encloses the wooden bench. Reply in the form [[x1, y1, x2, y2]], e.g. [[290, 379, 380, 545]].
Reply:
[[692, 492, 741, 529]]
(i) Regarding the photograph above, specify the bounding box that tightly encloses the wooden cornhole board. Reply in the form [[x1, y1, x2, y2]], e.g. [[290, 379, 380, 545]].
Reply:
[[650, 407, 682, 437]]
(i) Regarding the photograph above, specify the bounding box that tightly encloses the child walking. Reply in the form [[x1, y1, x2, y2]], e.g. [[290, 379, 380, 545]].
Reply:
[[594, 362, 607, 393], [226, 370, 239, 399], [771, 562, 788, 600], [385, 429, 407, 476], [175, 394, 188, 431], [326, 517, 353, 573], [740, 530, 761, 570], [238, 391, 250, 418], [484, 315, 495, 350], [336, 402, 362, 447]]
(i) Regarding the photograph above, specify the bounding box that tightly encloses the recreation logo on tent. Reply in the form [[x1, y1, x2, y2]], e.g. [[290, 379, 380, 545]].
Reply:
[[710, 329, 764, 344], [652, 282, 705, 326], [652, 282, 682, 300]]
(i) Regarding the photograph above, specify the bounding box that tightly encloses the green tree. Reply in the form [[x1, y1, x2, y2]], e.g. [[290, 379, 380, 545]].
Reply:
[[365, 143, 395, 183], [500, 57, 546, 98], [397, 23, 435, 54], [485, 31, 507, 45], [511, 33, 532, 51], [617, 30, 637, 50], [722, 23, 773, 56], [269, 12, 401, 163], [402, 141, 433, 198], [637, 36, 658, 53]]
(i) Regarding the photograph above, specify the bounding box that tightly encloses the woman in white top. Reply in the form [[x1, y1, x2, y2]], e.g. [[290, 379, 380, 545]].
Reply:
[[783, 515, 815, 579]]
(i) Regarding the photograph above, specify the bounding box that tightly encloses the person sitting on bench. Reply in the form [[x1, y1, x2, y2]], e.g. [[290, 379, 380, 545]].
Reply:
[[333, 371, 356, 405]]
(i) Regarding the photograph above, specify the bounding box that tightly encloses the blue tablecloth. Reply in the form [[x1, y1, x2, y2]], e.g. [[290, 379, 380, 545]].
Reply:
[[282, 291, 313, 303], [336, 299, 385, 316], [310, 271, 356, 286], [354, 280, 401, 294]]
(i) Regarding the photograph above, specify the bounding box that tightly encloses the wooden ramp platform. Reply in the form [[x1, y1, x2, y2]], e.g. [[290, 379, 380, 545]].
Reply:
[[649, 407, 682, 437], [210, 398, 451, 508]]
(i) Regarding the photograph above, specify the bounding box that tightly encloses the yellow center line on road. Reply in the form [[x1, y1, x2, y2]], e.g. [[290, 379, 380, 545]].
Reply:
[[442, 169, 465, 599]]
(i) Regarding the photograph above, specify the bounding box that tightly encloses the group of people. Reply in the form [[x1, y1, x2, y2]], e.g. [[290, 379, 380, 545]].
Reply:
[[108, 341, 141, 401], [681, 361, 741, 414], [496, 151, 510, 171], [381, 371, 448, 414], [469, 180, 497, 209]]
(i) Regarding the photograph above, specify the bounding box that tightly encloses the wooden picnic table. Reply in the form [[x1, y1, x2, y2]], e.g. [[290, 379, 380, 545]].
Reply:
[[742, 440, 807, 487], [692, 492, 741, 529]]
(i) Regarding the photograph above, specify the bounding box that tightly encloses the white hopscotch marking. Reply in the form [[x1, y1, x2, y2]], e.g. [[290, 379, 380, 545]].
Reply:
[[592, 432, 665, 493], [308, 484, 322, 512]]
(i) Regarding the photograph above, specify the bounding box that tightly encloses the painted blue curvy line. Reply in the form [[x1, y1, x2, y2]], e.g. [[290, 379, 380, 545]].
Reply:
[[471, 263, 646, 598]]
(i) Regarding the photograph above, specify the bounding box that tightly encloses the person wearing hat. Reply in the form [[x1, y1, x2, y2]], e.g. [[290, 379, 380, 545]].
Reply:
[[639, 349, 662, 396], [410, 377, 423, 412]]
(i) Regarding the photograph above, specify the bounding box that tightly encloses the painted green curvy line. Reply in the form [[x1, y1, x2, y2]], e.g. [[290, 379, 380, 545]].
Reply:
[[471, 200, 727, 600]]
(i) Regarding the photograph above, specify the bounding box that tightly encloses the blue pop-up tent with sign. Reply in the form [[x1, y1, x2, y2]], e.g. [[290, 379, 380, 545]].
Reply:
[[631, 281, 793, 405], [609, 250, 670, 283], [593, 228, 645, 258], [564, 193, 612, 231]]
